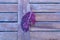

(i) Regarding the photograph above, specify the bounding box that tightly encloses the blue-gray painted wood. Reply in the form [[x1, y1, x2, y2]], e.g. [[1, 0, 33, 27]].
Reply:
[[30, 32, 60, 40], [0, 32, 17, 40], [0, 23, 17, 31], [0, 4, 17, 12], [35, 13, 60, 21], [0, 13, 17, 21], [30, 0, 60, 2], [0, 0, 18, 40], [18, 0, 30, 40], [0, 0, 17, 3], [31, 4, 60, 12]]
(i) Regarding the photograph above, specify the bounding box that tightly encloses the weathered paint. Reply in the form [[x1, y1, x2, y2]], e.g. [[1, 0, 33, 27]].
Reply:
[[30, 0, 60, 2], [30, 32, 60, 40], [31, 4, 60, 12], [0, 32, 17, 40], [0, 4, 17, 12], [18, 0, 31, 40], [35, 13, 60, 21]]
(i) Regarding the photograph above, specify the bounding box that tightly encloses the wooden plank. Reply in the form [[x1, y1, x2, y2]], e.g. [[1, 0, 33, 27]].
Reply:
[[30, 32, 60, 40], [0, 32, 17, 40], [0, 4, 17, 12], [0, 23, 17, 31], [18, 0, 31, 40], [0, 13, 17, 21], [32, 22, 60, 29], [35, 13, 60, 21], [31, 4, 60, 12], [30, 27, 60, 32], [30, 0, 60, 2], [0, 0, 17, 2]]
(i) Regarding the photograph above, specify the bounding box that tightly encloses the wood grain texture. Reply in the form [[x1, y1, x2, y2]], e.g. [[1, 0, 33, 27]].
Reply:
[[30, 32, 60, 40], [0, 23, 18, 31], [0, 0, 17, 2], [30, 0, 60, 2], [0, 4, 17, 12], [32, 22, 60, 29], [0, 32, 17, 40], [31, 4, 60, 12], [35, 13, 60, 21], [30, 13, 60, 29], [0, 0, 18, 40], [0, 13, 17, 21]]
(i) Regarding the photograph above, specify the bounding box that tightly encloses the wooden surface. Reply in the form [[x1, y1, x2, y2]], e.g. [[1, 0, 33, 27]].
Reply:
[[0, 0, 18, 40], [0, 4, 17, 12], [0, 32, 17, 40], [0, 0, 60, 40], [31, 4, 60, 12], [0, 0, 17, 2], [30, 0, 60, 40], [35, 13, 60, 21], [30, 32, 60, 40], [0, 23, 17, 31], [30, 0, 60, 2], [0, 13, 17, 21], [34, 22, 60, 29]]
